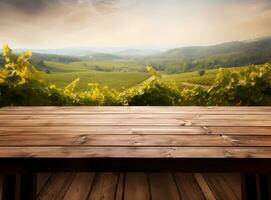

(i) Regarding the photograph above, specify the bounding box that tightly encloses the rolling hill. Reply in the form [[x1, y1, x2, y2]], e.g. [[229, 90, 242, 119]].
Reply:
[[140, 37, 271, 73], [162, 66, 247, 88], [41, 60, 150, 90], [3, 36, 271, 74]]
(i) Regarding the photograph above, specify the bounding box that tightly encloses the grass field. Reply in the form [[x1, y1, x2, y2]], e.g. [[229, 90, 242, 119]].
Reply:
[[42, 60, 250, 91], [45, 60, 145, 73], [162, 66, 247, 88], [43, 71, 150, 90], [43, 61, 150, 90], [162, 69, 217, 86]]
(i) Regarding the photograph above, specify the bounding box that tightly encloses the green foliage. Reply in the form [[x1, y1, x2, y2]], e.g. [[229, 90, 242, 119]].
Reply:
[[0, 45, 270, 106], [1, 45, 41, 85], [179, 87, 209, 106], [119, 67, 181, 106], [162, 66, 247, 86], [79, 84, 120, 106], [208, 65, 271, 105], [0, 45, 48, 106]]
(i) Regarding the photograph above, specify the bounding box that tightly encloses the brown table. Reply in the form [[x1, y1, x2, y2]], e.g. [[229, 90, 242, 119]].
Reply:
[[0, 106, 271, 200]]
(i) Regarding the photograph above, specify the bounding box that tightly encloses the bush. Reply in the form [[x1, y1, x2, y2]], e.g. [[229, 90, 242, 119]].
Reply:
[[119, 66, 181, 106], [208, 65, 271, 105]]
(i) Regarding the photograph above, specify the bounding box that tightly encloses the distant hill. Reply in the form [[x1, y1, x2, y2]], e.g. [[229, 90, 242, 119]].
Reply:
[[30, 53, 83, 71], [0, 52, 82, 71], [116, 49, 160, 57], [14, 47, 95, 57], [2, 37, 271, 74], [143, 37, 271, 73], [87, 52, 121, 60], [162, 37, 271, 59]]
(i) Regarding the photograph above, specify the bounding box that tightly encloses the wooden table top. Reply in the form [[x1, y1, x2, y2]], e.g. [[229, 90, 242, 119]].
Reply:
[[0, 106, 271, 159]]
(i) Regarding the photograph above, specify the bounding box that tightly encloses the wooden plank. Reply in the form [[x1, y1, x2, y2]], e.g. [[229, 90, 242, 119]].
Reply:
[[197, 114, 271, 120], [173, 173, 205, 200], [37, 173, 74, 200], [207, 127, 271, 135], [0, 126, 207, 135], [203, 173, 240, 200], [194, 173, 216, 200], [149, 173, 181, 200], [124, 173, 151, 200], [0, 134, 237, 146], [63, 173, 95, 200], [0, 114, 192, 120], [0, 118, 270, 127], [88, 173, 118, 200], [220, 135, 271, 147], [1, 106, 270, 115], [1, 147, 271, 158], [2, 134, 271, 147], [182, 120, 271, 127], [1, 106, 270, 112], [36, 173, 51, 195], [2, 114, 271, 121], [115, 173, 124, 200], [0, 118, 185, 127], [1, 126, 271, 136], [0, 110, 269, 115], [220, 174, 241, 199]]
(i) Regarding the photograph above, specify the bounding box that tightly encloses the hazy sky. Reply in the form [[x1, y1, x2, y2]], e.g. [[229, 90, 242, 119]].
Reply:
[[1, 0, 271, 49]]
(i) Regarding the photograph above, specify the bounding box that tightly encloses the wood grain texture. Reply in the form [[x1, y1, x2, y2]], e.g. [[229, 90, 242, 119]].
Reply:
[[220, 173, 242, 199], [1, 106, 270, 112], [88, 173, 119, 200], [0, 118, 270, 127], [63, 173, 95, 200], [33, 172, 241, 200], [37, 173, 74, 200], [36, 173, 51, 195], [194, 173, 216, 200], [149, 173, 181, 200], [2, 134, 271, 147], [2, 114, 271, 121], [0, 147, 271, 158], [173, 173, 205, 200], [203, 173, 240, 200], [115, 173, 124, 200], [0, 107, 270, 160], [124, 173, 151, 200]]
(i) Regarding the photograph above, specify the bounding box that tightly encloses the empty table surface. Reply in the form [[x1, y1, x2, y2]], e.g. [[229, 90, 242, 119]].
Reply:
[[0, 106, 270, 159]]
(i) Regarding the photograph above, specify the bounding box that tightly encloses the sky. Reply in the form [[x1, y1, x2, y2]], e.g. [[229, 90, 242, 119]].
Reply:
[[0, 0, 271, 49]]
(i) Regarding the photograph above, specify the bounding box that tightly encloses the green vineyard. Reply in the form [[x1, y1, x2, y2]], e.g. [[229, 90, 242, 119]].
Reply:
[[0, 45, 271, 106]]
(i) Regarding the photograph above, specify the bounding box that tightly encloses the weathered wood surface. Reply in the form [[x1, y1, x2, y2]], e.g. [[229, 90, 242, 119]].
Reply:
[[0, 106, 270, 159], [33, 173, 241, 200]]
